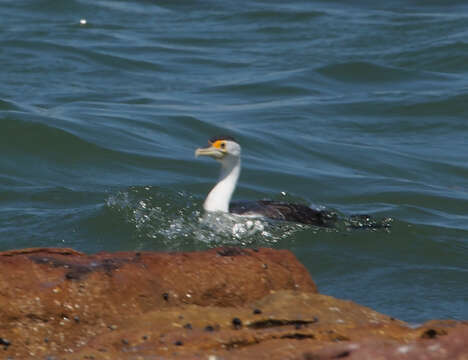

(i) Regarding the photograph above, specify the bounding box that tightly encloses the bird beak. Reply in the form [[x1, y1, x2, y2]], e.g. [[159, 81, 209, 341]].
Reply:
[[195, 145, 225, 159]]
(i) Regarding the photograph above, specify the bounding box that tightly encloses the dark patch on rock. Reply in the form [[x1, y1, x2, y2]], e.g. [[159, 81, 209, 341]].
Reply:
[[217, 248, 246, 257], [183, 323, 192, 330], [0, 247, 83, 257], [232, 317, 243, 329], [100, 258, 122, 275], [253, 308, 262, 315], [280, 333, 315, 340], [204, 325, 215, 332], [0, 337, 11, 348], [29, 255, 133, 281], [162, 293, 169, 301], [224, 339, 252, 350], [421, 328, 445, 339], [65, 267, 91, 280], [331, 335, 350, 342], [248, 319, 318, 329]]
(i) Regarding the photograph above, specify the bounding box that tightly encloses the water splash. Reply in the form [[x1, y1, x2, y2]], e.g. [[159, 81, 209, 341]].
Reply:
[[104, 186, 308, 249], [104, 186, 392, 250], [343, 214, 394, 232]]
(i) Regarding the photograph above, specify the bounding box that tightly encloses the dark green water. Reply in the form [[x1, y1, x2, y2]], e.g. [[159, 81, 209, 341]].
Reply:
[[1, 0, 467, 323]]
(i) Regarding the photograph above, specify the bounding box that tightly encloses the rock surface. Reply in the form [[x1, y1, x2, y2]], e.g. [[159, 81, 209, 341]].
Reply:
[[0, 247, 466, 359], [298, 321, 468, 360]]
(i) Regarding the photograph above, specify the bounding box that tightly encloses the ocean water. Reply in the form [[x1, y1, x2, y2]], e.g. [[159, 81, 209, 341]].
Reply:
[[1, 0, 467, 324]]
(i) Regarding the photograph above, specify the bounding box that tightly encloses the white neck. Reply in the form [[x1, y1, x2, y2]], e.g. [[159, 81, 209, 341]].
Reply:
[[203, 156, 241, 213]]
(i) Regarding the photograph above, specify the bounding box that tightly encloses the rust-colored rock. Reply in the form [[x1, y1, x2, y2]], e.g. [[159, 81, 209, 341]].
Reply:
[[0, 246, 316, 307], [61, 290, 408, 360], [299, 322, 468, 360], [0, 247, 315, 358], [0, 247, 466, 359]]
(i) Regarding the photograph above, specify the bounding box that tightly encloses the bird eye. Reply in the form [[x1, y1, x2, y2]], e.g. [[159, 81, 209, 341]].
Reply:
[[220, 142, 226, 149]]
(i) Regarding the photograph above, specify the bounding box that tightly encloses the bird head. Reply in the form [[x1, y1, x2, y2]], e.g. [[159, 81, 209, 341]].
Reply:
[[195, 136, 241, 161]]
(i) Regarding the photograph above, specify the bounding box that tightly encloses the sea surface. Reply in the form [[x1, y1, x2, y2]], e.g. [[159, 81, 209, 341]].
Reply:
[[1, 0, 467, 324]]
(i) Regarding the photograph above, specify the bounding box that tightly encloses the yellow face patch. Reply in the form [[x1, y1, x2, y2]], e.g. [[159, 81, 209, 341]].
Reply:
[[211, 140, 226, 150]]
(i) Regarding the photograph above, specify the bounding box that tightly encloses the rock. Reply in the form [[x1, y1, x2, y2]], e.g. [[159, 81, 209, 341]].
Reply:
[[299, 322, 468, 360], [60, 290, 407, 359], [0, 247, 315, 358], [0, 247, 466, 359]]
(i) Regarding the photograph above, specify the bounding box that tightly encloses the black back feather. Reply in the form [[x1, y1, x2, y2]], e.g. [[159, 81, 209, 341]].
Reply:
[[230, 200, 337, 226]]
